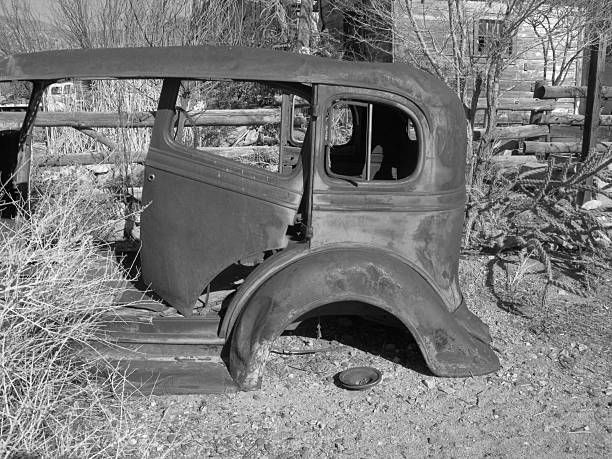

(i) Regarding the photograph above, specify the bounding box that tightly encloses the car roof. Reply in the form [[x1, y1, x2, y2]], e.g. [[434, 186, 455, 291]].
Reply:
[[0, 45, 459, 110]]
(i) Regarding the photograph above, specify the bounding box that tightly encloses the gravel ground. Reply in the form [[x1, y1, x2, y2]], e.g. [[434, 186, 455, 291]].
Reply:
[[123, 254, 612, 458]]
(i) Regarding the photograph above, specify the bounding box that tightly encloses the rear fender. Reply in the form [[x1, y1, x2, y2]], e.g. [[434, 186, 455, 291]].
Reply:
[[227, 246, 500, 390]]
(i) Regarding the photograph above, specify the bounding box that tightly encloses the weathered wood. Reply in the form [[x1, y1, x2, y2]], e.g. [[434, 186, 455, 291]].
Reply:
[[533, 85, 612, 99], [531, 113, 612, 126], [473, 124, 549, 140], [476, 98, 557, 111], [524, 141, 612, 154], [34, 145, 279, 167], [581, 36, 607, 162], [0, 108, 281, 129], [579, 34, 607, 203], [15, 81, 48, 205], [491, 155, 542, 166], [75, 127, 118, 150]]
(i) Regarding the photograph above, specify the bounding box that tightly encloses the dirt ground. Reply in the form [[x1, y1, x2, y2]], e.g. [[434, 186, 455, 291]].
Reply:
[[124, 254, 612, 458]]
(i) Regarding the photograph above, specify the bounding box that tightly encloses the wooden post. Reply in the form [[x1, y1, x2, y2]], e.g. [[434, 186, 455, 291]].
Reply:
[[297, 0, 316, 52], [15, 81, 49, 210], [532, 80, 551, 148], [579, 34, 607, 204]]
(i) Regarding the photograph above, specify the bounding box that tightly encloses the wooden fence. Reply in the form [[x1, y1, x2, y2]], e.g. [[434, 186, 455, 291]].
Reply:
[[1, 85, 611, 168]]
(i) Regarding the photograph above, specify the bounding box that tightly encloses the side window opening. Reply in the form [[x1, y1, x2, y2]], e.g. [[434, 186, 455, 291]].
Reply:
[[290, 95, 311, 145], [172, 80, 309, 175], [326, 99, 419, 181]]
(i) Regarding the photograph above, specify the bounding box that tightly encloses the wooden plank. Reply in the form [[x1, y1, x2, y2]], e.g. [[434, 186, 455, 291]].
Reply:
[[34, 145, 279, 167], [524, 141, 612, 154], [473, 124, 549, 140], [0, 108, 281, 129], [475, 98, 557, 111], [531, 113, 612, 126], [491, 155, 543, 166], [533, 85, 612, 99]]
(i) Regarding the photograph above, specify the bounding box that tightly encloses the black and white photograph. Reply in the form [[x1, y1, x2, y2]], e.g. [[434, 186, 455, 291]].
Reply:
[[0, 1, 610, 457]]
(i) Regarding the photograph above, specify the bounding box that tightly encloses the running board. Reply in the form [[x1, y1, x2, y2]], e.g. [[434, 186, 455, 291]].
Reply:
[[100, 314, 225, 345]]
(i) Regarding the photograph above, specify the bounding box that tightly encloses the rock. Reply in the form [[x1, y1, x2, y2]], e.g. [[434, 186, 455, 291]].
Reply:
[[581, 199, 602, 210], [88, 164, 109, 175], [422, 379, 436, 389]]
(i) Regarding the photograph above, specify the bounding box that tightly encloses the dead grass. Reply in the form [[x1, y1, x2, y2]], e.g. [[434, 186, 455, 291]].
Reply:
[[0, 170, 150, 458]]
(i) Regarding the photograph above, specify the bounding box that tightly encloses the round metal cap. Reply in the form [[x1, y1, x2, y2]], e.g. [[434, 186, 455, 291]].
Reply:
[[337, 366, 382, 390]]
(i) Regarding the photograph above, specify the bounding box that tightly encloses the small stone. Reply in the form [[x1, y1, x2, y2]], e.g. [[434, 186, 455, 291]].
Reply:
[[88, 164, 109, 175], [438, 385, 455, 395], [422, 379, 436, 389], [255, 438, 265, 448], [253, 394, 261, 400], [128, 438, 137, 446], [581, 199, 602, 210]]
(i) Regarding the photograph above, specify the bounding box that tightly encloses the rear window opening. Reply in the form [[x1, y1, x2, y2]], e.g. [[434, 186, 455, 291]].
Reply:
[[326, 99, 419, 181], [171, 80, 310, 176]]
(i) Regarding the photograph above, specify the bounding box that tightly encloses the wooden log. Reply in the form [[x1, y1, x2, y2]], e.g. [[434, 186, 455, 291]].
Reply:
[[75, 127, 118, 150], [473, 124, 549, 140], [533, 85, 612, 99], [0, 108, 281, 129], [475, 98, 557, 111], [523, 141, 612, 154], [490, 155, 543, 166], [34, 145, 279, 167], [531, 113, 612, 126]]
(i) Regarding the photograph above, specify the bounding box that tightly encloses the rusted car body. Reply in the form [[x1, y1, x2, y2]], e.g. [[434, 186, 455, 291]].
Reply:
[[0, 46, 499, 390]]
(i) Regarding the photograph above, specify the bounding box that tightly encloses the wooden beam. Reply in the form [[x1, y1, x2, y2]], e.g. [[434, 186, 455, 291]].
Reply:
[[476, 98, 557, 111], [473, 124, 549, 140], [75, 127, 118, 150], [34, 145, 279, 167], [531, 113, 612, 126], [533, 85, 612, 99], [579, 33, 607, 204], [581, 36, 607, 162], [524, 141, 612, 154], [0, 108, 281, 130]]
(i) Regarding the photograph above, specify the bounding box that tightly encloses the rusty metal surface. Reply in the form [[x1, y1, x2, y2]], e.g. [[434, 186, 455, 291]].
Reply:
[[140, 79, 305, 315], [0, 46, 458, 111], [228, 246, 499, 390], [3, 45, 498, 386]]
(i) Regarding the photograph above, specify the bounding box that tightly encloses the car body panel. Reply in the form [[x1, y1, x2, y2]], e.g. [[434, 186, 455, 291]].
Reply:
[[228, 246, 500, 390]]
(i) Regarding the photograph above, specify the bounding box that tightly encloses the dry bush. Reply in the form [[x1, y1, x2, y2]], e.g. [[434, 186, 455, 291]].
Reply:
[[464, 144, 612, 296], [0, 170, 148, 457]]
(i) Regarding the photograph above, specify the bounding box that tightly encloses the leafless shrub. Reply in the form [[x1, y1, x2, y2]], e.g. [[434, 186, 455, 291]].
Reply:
[[464, 146, 612, 296], [0, 170, 148, 457]]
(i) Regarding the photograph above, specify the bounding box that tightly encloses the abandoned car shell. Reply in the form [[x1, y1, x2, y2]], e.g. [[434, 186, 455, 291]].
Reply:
[[0, 46, 500, 390]]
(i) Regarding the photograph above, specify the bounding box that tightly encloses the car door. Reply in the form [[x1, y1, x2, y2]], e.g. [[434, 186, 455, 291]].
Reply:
[[141, 79, 310, 315]]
